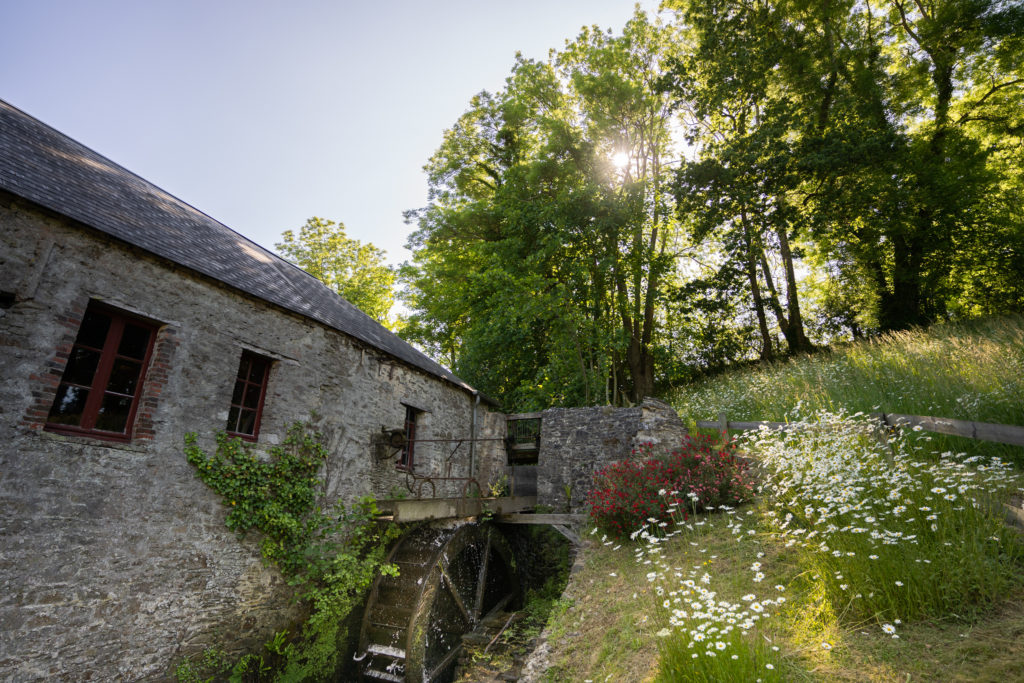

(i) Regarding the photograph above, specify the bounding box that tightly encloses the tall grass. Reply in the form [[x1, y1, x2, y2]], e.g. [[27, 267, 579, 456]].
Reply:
[[747, 412, 1024, 623], [670, 316, 1024, 464], [672, 316, 1024, 423], [627, 412, 1024, 681]]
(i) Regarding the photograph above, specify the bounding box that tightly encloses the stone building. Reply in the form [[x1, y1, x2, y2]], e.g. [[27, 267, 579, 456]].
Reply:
[[0, 100, 506, 680]]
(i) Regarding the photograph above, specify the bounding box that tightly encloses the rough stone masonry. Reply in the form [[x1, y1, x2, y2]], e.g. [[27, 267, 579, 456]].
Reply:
[[0, 197, 506, 680]]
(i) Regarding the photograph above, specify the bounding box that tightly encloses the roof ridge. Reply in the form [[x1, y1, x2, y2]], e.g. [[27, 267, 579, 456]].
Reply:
[[0, 98, 481, 398], [0, 98, 285, 264]]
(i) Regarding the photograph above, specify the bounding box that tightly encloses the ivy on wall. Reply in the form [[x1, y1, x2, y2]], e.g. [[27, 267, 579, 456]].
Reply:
[[183, 422, 400, 681]]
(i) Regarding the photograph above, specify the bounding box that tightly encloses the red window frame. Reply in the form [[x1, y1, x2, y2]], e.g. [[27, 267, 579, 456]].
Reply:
[[45, 302, 158, 442], [226, 351, 272, 441], [397, 405, 420, 471]]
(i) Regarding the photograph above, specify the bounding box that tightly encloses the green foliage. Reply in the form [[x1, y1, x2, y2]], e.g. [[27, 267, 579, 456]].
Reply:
[[175, 646, 232, 683], [400, 11, 686, 409], [672, 315, 1024, 463], [185, 425, 327, 578], [666, 0, 1024, 335], [403, 1, 1023, 405], [752, 412, 1024, 622], [487, 474, 511, 498], [276, 216, 395, 325], [183, 423, 401, 681], [587, 435, 755, 536]]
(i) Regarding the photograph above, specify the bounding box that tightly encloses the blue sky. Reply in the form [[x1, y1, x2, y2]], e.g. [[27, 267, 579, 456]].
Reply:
[[2, 0, 661, 267]]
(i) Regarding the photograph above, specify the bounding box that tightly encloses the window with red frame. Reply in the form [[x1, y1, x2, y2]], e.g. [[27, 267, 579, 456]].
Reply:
[[226, 351, 271, 440], [397, 405, 420, 471], [46, 303, 158, 441]]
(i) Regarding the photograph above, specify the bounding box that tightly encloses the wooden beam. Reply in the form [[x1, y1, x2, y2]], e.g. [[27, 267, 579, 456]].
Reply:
[[696, 413, 1024, 447], [496, 513, 587, 525], [695, 420, 792, 431], [506, 412, 543, 420], [376, 496, 538, 523], [880, 413, 1024, 447]]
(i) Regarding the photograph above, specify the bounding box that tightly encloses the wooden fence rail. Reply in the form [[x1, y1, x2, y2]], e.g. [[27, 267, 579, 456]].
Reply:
[[695, 411, 1024, 448]]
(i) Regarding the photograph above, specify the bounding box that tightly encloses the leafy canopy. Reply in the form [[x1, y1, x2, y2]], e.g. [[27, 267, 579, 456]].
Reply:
[[277, 217, 396, 325]]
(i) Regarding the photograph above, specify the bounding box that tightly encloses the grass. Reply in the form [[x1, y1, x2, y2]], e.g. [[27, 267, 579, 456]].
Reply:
[[670, 316, 1024, 464], [532, 317, 1024, 680], [538, 543, 661, 682], [536, 414, 1024, 681], [538, 511, 1024, 682]]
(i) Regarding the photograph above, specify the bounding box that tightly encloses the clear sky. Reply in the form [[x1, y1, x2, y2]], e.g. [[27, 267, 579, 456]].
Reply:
[[1, 0, 661, 267]]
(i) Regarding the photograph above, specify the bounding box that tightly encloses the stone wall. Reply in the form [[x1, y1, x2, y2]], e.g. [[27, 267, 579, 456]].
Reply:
[[0, 198, 507, 680], [535, 398, 688, 511]]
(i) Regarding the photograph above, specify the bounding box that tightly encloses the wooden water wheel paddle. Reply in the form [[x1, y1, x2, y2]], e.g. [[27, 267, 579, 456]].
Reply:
[[358, 522, 519, 682]]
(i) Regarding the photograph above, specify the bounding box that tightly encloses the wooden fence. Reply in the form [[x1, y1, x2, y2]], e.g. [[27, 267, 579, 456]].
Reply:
[[695, 411, 1024, 448]]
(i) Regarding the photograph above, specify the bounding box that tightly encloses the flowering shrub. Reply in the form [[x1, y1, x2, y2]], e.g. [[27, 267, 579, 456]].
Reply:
[[587, 434, 754, 535]]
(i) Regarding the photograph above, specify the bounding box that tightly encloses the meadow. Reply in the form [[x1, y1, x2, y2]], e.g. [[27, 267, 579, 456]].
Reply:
[[536, 317, 1024, 682], [670, 316, 1024, 464]]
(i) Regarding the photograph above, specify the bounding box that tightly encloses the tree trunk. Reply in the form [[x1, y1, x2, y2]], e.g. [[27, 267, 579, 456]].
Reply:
[[741, 210, 775, 360], [626, 337, 655, 403], [775, 225, 814, 353]]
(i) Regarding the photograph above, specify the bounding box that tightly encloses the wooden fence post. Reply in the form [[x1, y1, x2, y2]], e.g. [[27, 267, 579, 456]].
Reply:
[[718, 411, 728, 438]]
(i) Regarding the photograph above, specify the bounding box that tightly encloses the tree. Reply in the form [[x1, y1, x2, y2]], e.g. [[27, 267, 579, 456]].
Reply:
[[400, 12, 690, 409], [276, 217, 395, 324], [665, 0, 1024, 332]]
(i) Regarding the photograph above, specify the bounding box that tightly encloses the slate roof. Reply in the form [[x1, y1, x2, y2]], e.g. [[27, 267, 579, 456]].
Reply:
[[0, 99, 480, 396]]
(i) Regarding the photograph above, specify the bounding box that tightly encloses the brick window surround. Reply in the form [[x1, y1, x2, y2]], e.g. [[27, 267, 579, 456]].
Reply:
[[226, 351, 272, 441], [44, 302, 159, 442]]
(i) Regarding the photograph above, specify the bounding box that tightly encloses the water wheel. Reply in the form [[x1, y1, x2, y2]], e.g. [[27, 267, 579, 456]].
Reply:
[[358, 522, 519, 682]]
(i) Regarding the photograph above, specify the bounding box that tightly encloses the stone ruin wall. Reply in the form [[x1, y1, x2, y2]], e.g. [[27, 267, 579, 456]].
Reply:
[[0, 199, 508, 680], [534, 398, 690, 512]]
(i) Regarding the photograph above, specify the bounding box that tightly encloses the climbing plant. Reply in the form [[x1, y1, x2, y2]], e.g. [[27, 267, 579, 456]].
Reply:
[[183, 422, 400, 682]]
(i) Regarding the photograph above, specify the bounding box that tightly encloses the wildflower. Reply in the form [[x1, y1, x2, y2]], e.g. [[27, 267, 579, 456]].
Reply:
[[882, 623, 896, 634], [822, 641, 833, 651]]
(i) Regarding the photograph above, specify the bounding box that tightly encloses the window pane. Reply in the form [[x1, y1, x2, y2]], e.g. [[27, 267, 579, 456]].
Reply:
[[231, 379, 245, 406], [226, 405, 241, 433], [106, 358, 142, 395], [237, 409, 257, 435], [237, 355, 251, 380], [96, 394, 133, 432], [247, 357, 267, 383], [48, 384, 89, 425], [75, 310, 111, 349], [117, 323, 151, 360], [228, 352, 271, 438], [62, 347, 101, 386], [243, 383, 262, 409]]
